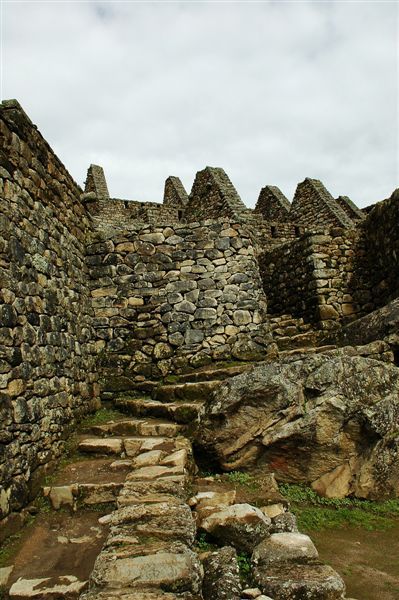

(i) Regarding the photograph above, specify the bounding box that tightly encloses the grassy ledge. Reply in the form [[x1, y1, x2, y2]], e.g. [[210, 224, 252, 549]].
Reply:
[[280, 483, 399, 531]]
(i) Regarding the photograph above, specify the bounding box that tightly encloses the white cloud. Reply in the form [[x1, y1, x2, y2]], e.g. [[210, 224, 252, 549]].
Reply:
[[3, 0, 398, 207]]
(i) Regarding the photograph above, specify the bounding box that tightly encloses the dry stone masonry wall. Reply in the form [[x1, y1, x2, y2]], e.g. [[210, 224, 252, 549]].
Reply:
[[0, 100, 98, 529], [87, 220, 272, 396], [260, 229, 360, 330]]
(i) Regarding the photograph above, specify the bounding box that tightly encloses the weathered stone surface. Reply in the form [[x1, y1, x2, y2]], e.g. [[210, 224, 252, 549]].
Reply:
[[197, 352, 399, 498], [188, 490, 236, 509], [241, 589, 263, 599], [78, 438, 123, 455], [0, 566, 14, 587], [91, 546, 202, 594], [99, 501, 196, 545], [9, 576, 88, 598], [202, 546, 241, 600], [252, 533, 318, 567], [198, 503, 271, 553], [270, 512, 298, 534], [253, 563, 345, 600]]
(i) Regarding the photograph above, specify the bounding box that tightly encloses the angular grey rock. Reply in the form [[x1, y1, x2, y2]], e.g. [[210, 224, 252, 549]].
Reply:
[[270, 512, 298, 534], [198, 503, 271, 553]]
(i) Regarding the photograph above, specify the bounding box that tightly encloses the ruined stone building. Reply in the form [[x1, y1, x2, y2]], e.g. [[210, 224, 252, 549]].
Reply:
[[1, 99, 399, 599]]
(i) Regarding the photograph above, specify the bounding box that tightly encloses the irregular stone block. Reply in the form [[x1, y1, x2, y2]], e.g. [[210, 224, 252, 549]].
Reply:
[[202, 546, 241, 600], [253, 563, 345, 600], [252, 533, 318, 567], [198, 503, 271, 553]]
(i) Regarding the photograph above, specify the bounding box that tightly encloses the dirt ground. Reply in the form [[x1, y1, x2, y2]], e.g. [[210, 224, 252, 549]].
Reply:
[[6, 510, 109, 586], [310, 522, 399, 600], [52, 457, 130, 485]]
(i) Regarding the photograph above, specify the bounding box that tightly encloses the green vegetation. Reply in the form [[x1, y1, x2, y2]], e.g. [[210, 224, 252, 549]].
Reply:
[[280, 483, 399, 532], [237, 551, 251, 584], [0, 531, 22, 567], [33, 495, 51, 513], [225, 471, 259, 490], [195, 532, 218, 552], [79, 407, 124, 428]]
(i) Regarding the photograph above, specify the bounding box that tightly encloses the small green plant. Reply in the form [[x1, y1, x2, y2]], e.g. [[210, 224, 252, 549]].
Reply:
[[225, 471, 259, 490], [0, 531, 22, 567], [237, 552, 251, 584], [195, 533, 217, 552], [33, 495, 52, 513]]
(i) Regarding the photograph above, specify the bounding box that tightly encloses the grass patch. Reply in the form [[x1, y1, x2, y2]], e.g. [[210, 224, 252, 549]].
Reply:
[[79, 407, 124, 429], [0, 531, 23, 567], [280, 483, 399, 532], [224, 471, 260, 490]]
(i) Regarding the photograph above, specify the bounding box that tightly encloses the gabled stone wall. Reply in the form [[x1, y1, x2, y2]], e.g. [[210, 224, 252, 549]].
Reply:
[[0, 101, 99, 525], [290, 178, 355, 229]]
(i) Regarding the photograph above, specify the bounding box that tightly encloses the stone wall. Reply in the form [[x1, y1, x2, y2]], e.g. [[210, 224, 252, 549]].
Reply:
[[86, 197, 180, 231], [260, 229, 360, 330], [254, 185, 291, 221], [87, 219, 273, 395], [163, 176, 188, 209], [290, 178, 355, 229], [0, 100, 98, 525], [352, 189, 399, 313], [185, 167, 249, 222]]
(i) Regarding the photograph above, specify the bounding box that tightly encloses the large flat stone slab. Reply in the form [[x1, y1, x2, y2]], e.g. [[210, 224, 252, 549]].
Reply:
[[9, 575, 88, 598], [91, 548, 202, 594], [78, 438, 123, 455], [98, 502, 196, 545]]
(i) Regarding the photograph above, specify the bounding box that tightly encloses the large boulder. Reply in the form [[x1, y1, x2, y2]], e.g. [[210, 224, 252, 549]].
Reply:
[[196, 352, 399, 498]]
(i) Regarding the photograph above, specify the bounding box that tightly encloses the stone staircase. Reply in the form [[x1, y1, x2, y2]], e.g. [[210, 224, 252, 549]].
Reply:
[[113, 364, 252, 426], [5, 412, 202, 599], [2, 363, 353, 600], [269, 314, 320, 352]]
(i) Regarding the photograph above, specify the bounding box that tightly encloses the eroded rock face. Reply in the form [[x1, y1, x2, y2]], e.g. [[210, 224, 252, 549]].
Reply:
[[196, 353, 399, 498]]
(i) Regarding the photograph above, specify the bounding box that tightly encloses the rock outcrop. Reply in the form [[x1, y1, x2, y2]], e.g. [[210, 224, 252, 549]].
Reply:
[[197, 351, 399, 498]]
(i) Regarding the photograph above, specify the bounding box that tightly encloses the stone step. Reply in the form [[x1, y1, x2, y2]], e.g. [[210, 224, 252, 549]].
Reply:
[[276, 331, 318, 351], [87, 542, 202, 597], [85, 417, 182, 438], [279, 344, 337, 359], [9, 575, 88, 599], [81, 590, 184, 600], [115, 397, 203, 424], [42, 482, 123, 510], [78, 435, 189, 459], [171, 363, 252, 383], [153, 380, 221, 402]]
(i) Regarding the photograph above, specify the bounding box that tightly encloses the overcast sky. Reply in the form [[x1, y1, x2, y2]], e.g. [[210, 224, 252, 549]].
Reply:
[[2, 1, 398, 208]]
